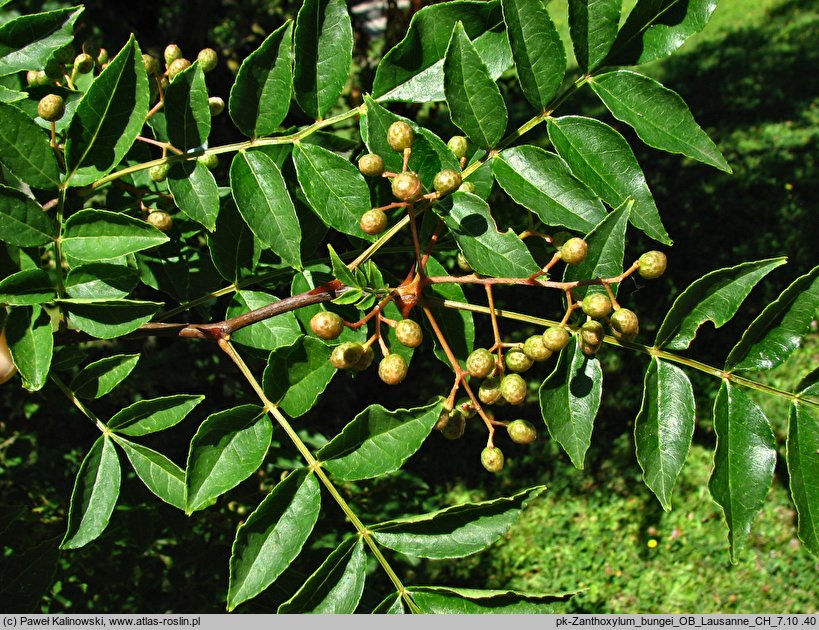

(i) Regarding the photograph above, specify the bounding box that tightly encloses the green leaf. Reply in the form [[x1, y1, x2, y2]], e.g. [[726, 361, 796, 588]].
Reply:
[[65, 36, 149, 187], [292, 142, 372, 242], [590, 70, 730, 172], [167, 160, 219, 231], [65, 263, 139, 300], [372, 594, 404, 614], [606, 0, 718, 66], [230, 150, 302, 267], [655, 258, 787, 350], [108, 394, 204, 436], [709, 381, 776, 562], [0, 185, 57, 247], [318, 399, 444, 481], [0, 102, 60, 188], [278, 537, 366, 613], [492, 145, 606, 233], [568, 0, 621, 72], [229, 21, 293, 138], [787, 381, 819, 556], [226, 291, 302, 353], [360, 96, 460, 189], [61, 209, 169, 261], [293, 0, 352, 119], [444, 22, 508, 149], [227, 469, 321, 610], [327, 244, 359, 288], [501, 0, 565, 111], [60, 299, 162, 339], [0, 84, 27, 103], [208, 198, 260, 283], [0, 7, 83, 76], [0, 269, 54, 305], [113, 437, 185, 510], [371, 486, 544, 559], [262, 336, 336, 418], [548, 115, 670, 244], [373, 1, 512, 103], [434, 192, 539, 279], [69, 353, 139, 399], [634, 358, 695, 511], [424, 256, 474, 370], [726, 266, 819, 372], [186, 404, 272, 513], [5, 305, 53, 391], [407, 586, 571, 613], [165, 62, 211, 151], [562, 203, 630, 300], [60, 436, 120, 550], [538, 337, 602, 469]]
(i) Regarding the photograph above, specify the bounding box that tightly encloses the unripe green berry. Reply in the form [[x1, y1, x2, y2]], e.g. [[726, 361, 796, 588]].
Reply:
[[560, 237, 589, 265], [142, 54, 160, 75], [478, 377, 502, 405], [168, 58, 191, 80], [458, 181, 476, 194], [149, 163, 171, 182], [505, 348, 534, 373], [435, 408, 455, 431], [542, 326, 570, 352], [378, 353, 408, 385], [580, 320, 604, 355], [609, 308, 639, 342], [164, 44, 183, 65], [360, 208, 388, 235], [146, 211, 173, 232], [26, 70, 48, 87], [391, 171, 422, 201], [208, 96, 225, 116], [456, 397, 476, 419], [456, 251, 472, 272], [441, 411, 466, 440], [387, 121, 414, 151], [198, 153, 219, 170], [523, 335, 552, 362], [350, 346, 375, 372], [358, 153, 384, 177], [37, 94, 65, 122], [330, 342, 364, 370], [447, 135, 468, 159], [395, 319, 423, 348], [581, 293, 613, 319], [433, 169, 462, 196], [466, 349, 495, 379], [638, 251, 668, 279], [500, 373, 527, 405], [197, 48, 218, 73], [481, 446, 505, 473], [74, 53, 94, 74], [310, 311, 344, 340], [507, 419, 537, 445]]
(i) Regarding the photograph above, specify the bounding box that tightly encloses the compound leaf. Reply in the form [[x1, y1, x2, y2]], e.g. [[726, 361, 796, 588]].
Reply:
[[262, 336, 336, 418], [70, 353, 139, 399], [568, 0, 620, 72], [0, 101, 60, 188], [167, 160, 219, 231], [787, 380, 819, 556], [60, 299, 163, 339], [0, 269, 55, 305], [0, 186, 57, 247], [5, 304, 53, 391], [108, 394, 204, 436], [61, 209, 169, 261], [114, 437, 185, 510], [65, 263, 139, 300], [165, 62, 210, 151], [0, 7, 83, 76], [408, 586, 572, 613], [226, 291, 302, 353], [208, 199, 260, 283]]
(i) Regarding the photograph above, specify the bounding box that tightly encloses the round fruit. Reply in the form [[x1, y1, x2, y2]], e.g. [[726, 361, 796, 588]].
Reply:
[[523, 335, 552, 362], [458, 181, 476, 194], [395, 319, 423, 348], [358, 153, 384, 177], [505, 348, 534, 373], [198, 153, 219, 170], [74, 53, 94, 74], [478, 377, 502, 405], [330, 342, 364, 370], [37, 94, 65, 122], [146, 211, 173, 232], [560, 237, 589, 265], [434, 408, 454, 431], [500, 374, 527, 405], [142, 54, 160, 75], [168, 58, 191, 80], [609, 308, 639, 342], [208, 96, 225, 116], [466, 349, 495, 379], [581, 293, 613, 318], [0, 329, 18, 385], [456, 396, 476, 419], [441, 411, 466, 440], [26, 70, 48, 87], [447, 135, 468, 159], [197, 48, 218, 73], [542, 326, 570, 352], [391, 172, 422, 202], [387, 121, 414, 151], [507, 419, 537, 445], [481, 447, 505, 473], [350, 346, 375, 372], [360, 208, 388, 235], [580, 320, 605, 346], [149, 163, 171, 182], [433, 169, 462, 196], [164, 44, 183, 65], [456, 251, 472, 272], [378, 354, 408, 385], [310, 311, 344, 340], [638, 251, 668, 279]]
